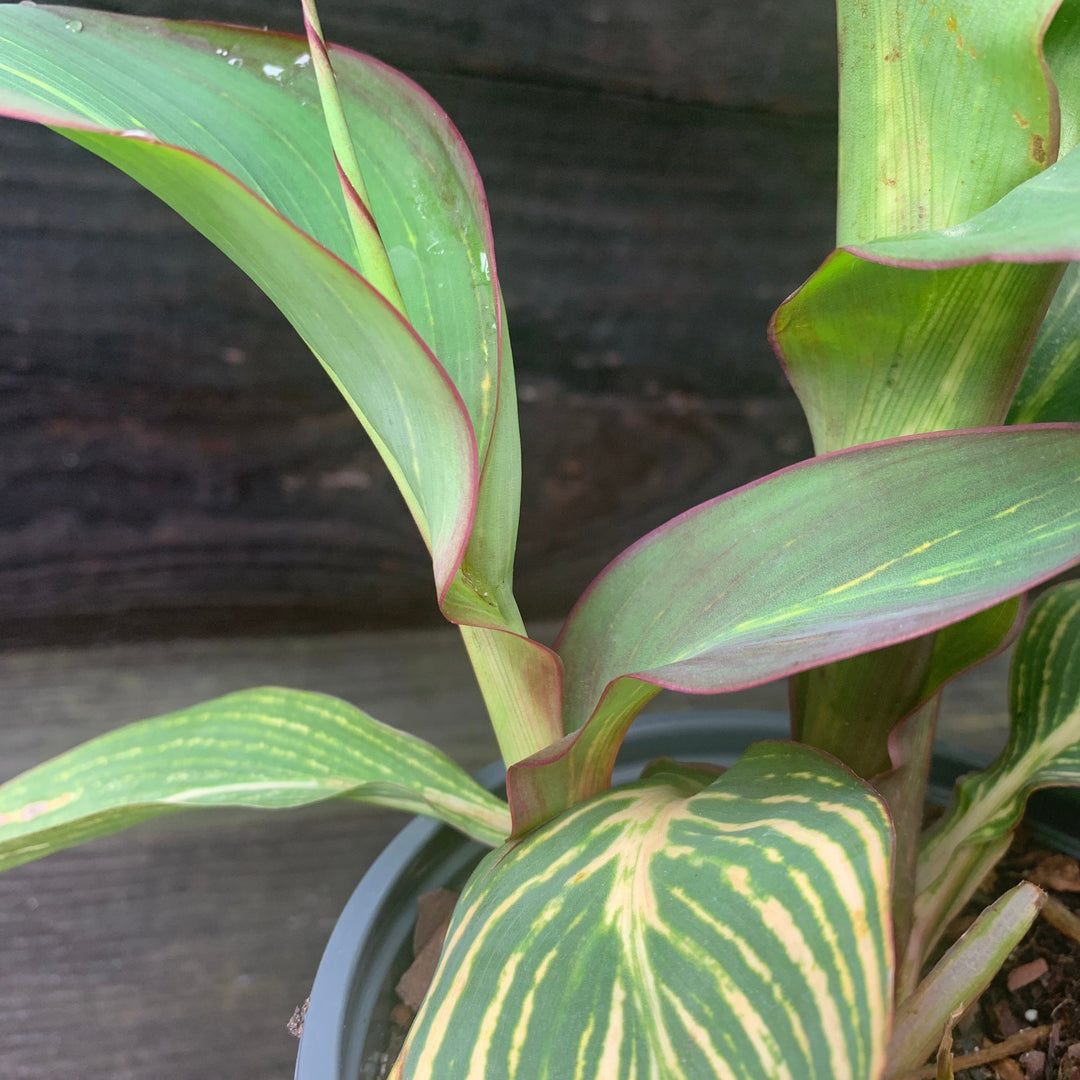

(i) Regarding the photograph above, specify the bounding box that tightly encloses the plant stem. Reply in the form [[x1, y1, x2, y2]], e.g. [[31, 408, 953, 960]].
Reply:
[[794, 636, 936, 778], [459, 621, 563, 768], [876, 696, 941, 967]]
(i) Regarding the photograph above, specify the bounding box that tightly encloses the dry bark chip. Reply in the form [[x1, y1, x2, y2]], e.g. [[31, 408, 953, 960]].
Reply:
[[1009, 958, 1050, 993], [1029, 856, 1080, 893]]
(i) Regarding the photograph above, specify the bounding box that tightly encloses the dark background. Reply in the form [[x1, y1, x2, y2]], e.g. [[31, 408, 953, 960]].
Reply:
[[0, 0, 835, 646]]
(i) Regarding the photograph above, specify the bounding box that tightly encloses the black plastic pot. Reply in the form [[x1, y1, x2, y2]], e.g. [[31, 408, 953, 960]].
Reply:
[[293, 709, 1080, 1080]]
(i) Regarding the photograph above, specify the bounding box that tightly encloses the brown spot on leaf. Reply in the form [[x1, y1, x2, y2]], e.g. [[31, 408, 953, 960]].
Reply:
[[1031, 133, 1047, 164], [1013, 111, 1030, 129], [945, 12, 958, 32]]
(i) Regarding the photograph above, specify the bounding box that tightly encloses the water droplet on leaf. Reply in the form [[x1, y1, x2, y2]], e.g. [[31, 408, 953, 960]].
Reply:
[[294, 52, 311, 67], [227, 56, 243, 68], [262, 63, 285, 80], [64, 18, 82, 31]]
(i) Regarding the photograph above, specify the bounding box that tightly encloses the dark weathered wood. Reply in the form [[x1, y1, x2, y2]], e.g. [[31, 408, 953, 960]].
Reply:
[[0, 628, 1010, 1080], [71, 0, 839, 113], [1, 65, 834, 644]]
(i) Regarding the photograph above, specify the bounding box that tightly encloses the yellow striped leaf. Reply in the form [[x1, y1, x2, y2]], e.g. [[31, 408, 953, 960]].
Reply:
[[394, 743, 893, 1080], [903, 580, 1080, 983], [0, 688, 511, 868]]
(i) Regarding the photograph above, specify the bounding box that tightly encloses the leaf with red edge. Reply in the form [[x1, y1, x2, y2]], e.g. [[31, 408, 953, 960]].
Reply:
[[0, 4, 512, 600], [507, 426, 1080, 832]]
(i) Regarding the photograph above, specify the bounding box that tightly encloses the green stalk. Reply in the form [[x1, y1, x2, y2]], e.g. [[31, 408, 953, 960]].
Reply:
[[794, 637, 937, 778], [459, 618, 564, 768], [875, 696, 941, 969]]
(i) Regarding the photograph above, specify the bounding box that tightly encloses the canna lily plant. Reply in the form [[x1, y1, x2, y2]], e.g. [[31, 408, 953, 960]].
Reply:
[[3, 0, 1080, 1076]]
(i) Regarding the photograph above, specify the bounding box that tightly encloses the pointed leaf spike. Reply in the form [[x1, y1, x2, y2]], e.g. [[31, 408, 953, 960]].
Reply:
[[887, 883, 1045, 1079], [300, 0, 406, 312]]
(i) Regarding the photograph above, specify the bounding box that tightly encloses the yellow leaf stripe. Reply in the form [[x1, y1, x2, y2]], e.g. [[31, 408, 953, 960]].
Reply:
[[394, 743, 893, 1080], [0, 688, 510, 868]]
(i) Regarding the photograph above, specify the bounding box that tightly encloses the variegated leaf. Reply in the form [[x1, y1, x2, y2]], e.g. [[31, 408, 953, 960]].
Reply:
[[392, 743, 893, 1080], [903, 581, 1080, 984], [0, 4, 567, 766], [0, 688, 511, 868]]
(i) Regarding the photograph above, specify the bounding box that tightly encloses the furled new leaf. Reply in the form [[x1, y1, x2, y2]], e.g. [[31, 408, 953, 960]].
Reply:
[[0, 4, 514, 600], [0, 688, 511, 867], [392, 743, 893, 1080], [904, 580, 1080, 981], [510, 427, 1080, 831]]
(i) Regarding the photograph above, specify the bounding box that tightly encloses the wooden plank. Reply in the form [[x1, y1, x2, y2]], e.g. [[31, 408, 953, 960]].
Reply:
[[21, 0, 838, 113], [1, 71, 833, 643]]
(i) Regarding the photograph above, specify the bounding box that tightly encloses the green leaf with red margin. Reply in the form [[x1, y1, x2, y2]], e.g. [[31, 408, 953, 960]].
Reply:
[[0, 3, 509, 602], [0, 4, 562, 764], [773, 0, 1077, 787], [507, 426, 1080, 833]]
